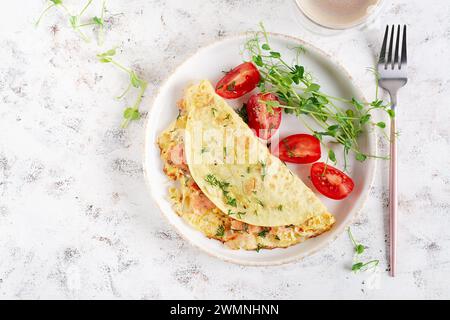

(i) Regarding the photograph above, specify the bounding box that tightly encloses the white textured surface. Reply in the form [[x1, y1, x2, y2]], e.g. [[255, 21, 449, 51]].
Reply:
[[0, 0, 449, 299]]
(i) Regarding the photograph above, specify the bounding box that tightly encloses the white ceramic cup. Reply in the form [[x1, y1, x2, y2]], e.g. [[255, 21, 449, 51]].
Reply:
[[291, 0, 386, 35]]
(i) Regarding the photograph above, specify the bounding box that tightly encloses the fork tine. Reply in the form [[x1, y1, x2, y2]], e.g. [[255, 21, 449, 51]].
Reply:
[[401, 25, 407, 67], [379, 25, 389, 65], [387, 25, 395, 68], [394, 25, 400, 68]]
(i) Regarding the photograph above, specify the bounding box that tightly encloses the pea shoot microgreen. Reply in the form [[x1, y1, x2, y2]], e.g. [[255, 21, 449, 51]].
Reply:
[[36, 0, 107, 45], [36, 1, 148, 129], [245, 23, 393, 170], [92, 1, 106, 45], [351, 260, 379, 272], [35, 0, 68, 27], [347, 227, 379, 273], [348, 227, 365, 254], [328, 149, 337, 165], [97, 48, 148, 128]]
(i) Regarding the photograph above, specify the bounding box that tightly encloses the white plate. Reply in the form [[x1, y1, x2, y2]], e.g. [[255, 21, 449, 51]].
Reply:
[[144, 33, 376, 266]]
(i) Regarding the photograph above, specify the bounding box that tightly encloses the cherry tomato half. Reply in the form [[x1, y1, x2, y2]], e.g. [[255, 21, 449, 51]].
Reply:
[[310, 162, 355, 200], [246, 93, 282, 140], [274, 134, 321, 164], [215, 62, 261, 99]]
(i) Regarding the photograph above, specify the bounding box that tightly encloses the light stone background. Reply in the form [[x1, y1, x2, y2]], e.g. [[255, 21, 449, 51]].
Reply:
[[0, 0, 449, 299]]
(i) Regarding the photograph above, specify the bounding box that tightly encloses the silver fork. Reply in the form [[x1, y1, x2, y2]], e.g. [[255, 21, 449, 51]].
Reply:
[[377, 25, 408, 277]]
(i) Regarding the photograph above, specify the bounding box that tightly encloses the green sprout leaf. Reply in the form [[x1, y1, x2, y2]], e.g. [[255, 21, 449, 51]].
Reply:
[[328, 149, 337, 164], [130, 71, 142, 88], [269, 51, 281, 58], [35, 1, 62, 27], [305, 83, 320, 92], [347, 228, 365, 255], [291, 65, 304, 84], [252, 55, 264, 67], [98, 48, 116, 57], [35, 0, 143, 129], [351, 98, 364, 111], [69, 15, 78, 28], [356, 153, 367, 162], [360, 114, 371, 125], [35, 0, 106, 44], [355, 244, 365, 255], [121, 107, 141, 128], [376, 121, 386, 128], [98, 57, 112, 63], [92, 16, 104, 26], [123, 107, 141, 121], [97, 49, 148, 128], [352, 260, 379, 273], [352, 262, 364, 271], [97, 48, 116, 63]]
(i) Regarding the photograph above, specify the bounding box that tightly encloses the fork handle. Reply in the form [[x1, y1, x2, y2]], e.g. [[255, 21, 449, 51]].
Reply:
[[389, 114, 398, 277]]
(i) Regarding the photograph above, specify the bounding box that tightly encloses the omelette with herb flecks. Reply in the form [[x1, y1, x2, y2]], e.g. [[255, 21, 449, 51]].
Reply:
[[157, 81, 335, 251]]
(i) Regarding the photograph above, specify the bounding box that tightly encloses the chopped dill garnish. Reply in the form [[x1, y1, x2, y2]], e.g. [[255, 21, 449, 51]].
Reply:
[[236, 211, 246, 219], [205, 174, 237, 207], [258, 229, 269, 238], [226, 197, 237, 207], [215, 225, 225, 237], [259, 161, 267, 181], [205, 174, 229, 189], [226, 81, 236, 92], [256, 243, 265, 252], [256, 199, 265, 207]]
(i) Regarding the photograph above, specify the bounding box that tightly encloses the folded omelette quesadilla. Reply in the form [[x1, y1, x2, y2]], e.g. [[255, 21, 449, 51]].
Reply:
[[158, 80, 335, 250]]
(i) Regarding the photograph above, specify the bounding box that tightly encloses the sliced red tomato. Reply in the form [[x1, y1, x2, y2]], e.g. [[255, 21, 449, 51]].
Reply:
[[215, 62, 260, 99], [274, 134, 321, 164], [246, 93, 282, 140], [310, 162, 354, 200]]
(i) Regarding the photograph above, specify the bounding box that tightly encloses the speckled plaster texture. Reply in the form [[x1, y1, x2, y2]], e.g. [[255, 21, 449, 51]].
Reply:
[[0, 0, 449, 299]]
